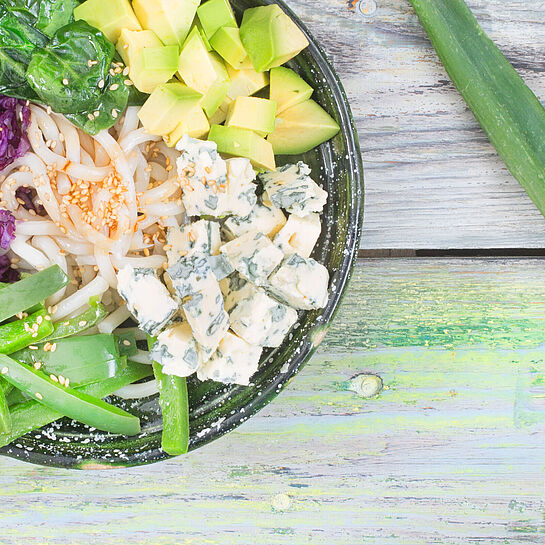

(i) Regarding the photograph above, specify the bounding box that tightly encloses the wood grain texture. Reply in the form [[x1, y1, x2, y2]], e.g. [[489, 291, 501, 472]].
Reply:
[[2, 258, 545, 544], [289, 0, 545, 249]]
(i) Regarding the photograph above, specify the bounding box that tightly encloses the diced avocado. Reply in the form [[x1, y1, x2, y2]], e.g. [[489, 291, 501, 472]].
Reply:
[[239, 5, 309, 72], [208, 124, 275, 171], [210, 27, 248, 70], [226, 96, 276, 136], [130, 45, 179, 94], [74, 0, 141, 43], [192, 19, 213, 51], [165, 106, 210, 146], [138, 83, 202, 135], [226, 64, 268, 100], [208, 96, 233, 125], [269, 66, 313, 114], [133, 0, 199, 46], [116, 29, 162, 66], [197, 0, 237, 39], [267, 99, 340, 155], [178, 27, 230, 117]]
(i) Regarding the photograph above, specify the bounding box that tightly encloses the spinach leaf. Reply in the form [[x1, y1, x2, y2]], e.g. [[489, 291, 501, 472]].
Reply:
[[65, 70, 130, 134], [0, 4, 48, 99], [35, 0, 77, 37], [26, 20, 114, 114]]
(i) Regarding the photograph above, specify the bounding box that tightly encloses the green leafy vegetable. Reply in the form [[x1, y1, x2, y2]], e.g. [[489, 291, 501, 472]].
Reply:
[[116, 330, 138, 358], [0, 353, 141, 435], [0, 386, 10, 433], [409, 0, 545, 219], [0, 360, 152, 447], [34, 0, 78, 37], [27, 20, 113, 113]]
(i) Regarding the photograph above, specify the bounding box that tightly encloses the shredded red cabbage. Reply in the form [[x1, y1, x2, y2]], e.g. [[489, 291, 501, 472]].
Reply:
[[0, 254, 19, 283], [0, 209, 15, 250], [0, 96, 31, 171], [15, 186, 46, 216]]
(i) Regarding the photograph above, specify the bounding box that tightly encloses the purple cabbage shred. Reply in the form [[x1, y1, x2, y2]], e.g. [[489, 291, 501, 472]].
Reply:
[[0, 208, 15, 250], [0, 254, 19, 283], [0, 95, 31, 171]]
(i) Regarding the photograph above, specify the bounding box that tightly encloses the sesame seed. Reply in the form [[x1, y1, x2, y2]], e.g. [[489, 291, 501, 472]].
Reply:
[[29, 345, 38, 350], [64, 378, 70, 388], [87, 113, 95, 121], [50, 343, 57, 353], [122, 66, 130, 76], [122, 339, 131, 347], [50, 374, 58, 382], [44, 315, 51, 321], [34, 362, 42, 370], [93, 111, 100, 117], [111, 109, 118, 118], [35, 393, 43, 400], [109, 83, 119, 91], [62, 78, 68, 85], [98, 79, 105, 89], [124, 79, 134, 86], [78, 321, 87, 327], [58, 375, 65, 386], [1, 367, 8, 375]]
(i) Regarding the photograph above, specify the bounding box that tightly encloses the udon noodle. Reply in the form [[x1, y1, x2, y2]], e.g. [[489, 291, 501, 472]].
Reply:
[[0, 105, 186, 320]]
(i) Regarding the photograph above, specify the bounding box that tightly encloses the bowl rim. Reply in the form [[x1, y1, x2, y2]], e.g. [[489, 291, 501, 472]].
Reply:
[[0, 0, 364, 469]]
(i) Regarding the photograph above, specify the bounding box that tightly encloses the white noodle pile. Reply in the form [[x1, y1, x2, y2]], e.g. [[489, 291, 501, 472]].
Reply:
[[0, 105, 186, 314]]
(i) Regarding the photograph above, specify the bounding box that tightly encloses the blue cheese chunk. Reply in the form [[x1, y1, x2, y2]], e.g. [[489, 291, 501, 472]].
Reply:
[[166, 253, 216, 299], [117, 265, 178, 336], [220, 272, 254, 313], [220, 230, 284, 286], [229, 283, 298, 347], [222, 199, 287, 240], [260, 162, 328, 217], [208, 254, 234, 281], [274, 213, 321, 258], [150, 322, 201, 377], [197, 331, 263, 386], [166, 219, 221, 266], [177, 136, 257, 217], [268, 254, 329, 310]]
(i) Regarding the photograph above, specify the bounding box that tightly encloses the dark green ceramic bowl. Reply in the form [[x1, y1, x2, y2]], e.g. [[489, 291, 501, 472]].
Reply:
[[0, 0, 364, 468]]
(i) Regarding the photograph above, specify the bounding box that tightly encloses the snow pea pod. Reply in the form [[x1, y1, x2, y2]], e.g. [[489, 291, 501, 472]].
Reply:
[[0, 354, 140, 436], [0, 360, 152, 447], [0, 309, 54, 354], [0, 386, 10, 434], [0, 266, 69, 323]]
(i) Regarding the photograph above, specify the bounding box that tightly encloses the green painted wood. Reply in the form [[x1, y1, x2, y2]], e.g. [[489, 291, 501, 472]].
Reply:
[[2, 259, 545, 544]]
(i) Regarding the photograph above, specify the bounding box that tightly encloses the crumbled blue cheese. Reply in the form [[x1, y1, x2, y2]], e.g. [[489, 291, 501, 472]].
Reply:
[[208, 254, 234, 280], [220, 273, 254, 313], [222, 199, 287, 240], [274, 213, 321, 258], [220, 230, 284, 286], [117, 265, 178, 336], [260, 162, 328, 217], [197, 331, 263, 386], [176, 136, 257, 217], [150, 321, 201, 377], [167, 253, 216, 298], [268, 254, 329, 310], [229, 283, 298, 347], [166, 219, 221, 266]]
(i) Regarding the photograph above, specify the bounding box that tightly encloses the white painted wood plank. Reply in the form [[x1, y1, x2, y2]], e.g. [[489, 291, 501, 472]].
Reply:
[[289, 0, 545, 248]]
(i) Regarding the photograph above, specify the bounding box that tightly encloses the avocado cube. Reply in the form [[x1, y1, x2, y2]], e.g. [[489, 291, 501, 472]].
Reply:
[[133, 0, 199, 46], [74, 0, 141, 43], [138, 83, 203, 135], [164, 106, 210, 147], [178, 27, 230, 117], [208, 124, 275, 171], [267, 99, 340, 155], [116, 29, 162, 65], [240, 5, 309, 72], [129, 45, 179, 94], [208, 96, 233, 125], [197, 0, 237, 39], [226, 96, 277, 137], [269, 66, 313, 114], [210, 26, 248, 70], [226, 64, 269, 100], [192, 19, 213, 51]]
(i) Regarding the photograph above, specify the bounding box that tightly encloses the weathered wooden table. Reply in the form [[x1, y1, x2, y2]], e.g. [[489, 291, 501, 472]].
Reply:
[[4, 1, 545, 543]]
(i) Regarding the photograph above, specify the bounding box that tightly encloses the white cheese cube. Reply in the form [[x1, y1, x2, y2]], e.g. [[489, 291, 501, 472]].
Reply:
[[222, 199, 287, 240], [150, 322, 201, 377], [166, 219, 221, 266], [197, 331, 263, 386], [229, 284, 298, 347], [260, 162, 328, 217], [117, 265, 178, 336], [220, 272, 254, 313], [274, 213, 321, 258], [220, 230, 284, 286], [177, 136, 257, 217], [268, 254, 329, 310]]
